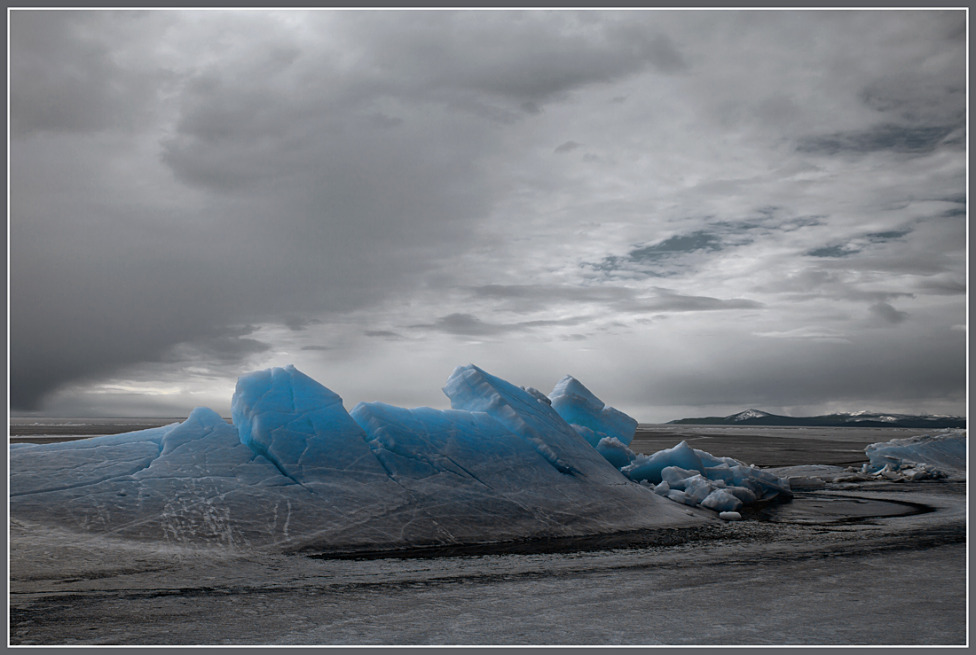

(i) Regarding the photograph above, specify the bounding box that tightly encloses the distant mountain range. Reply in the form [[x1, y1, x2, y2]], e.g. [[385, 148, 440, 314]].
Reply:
[[668, 409, 966, 429]]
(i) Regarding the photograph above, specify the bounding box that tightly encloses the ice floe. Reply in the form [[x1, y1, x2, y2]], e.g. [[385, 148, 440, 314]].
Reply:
[[766, 431, 967, 485], [29, 366, 946, 553], [11, 365, 708, 553], [861, 430, 967, 481]]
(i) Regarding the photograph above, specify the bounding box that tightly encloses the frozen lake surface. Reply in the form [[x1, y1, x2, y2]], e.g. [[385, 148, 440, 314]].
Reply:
[[8, 423, 968, 645], [631, 423, 945, 467]]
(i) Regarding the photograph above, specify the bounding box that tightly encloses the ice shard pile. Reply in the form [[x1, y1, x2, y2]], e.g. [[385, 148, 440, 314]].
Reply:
[[861, 430, 967, 481], [620, 441, 792, 513], [11, 365, 708, 554], [547, 380, 791, 514]]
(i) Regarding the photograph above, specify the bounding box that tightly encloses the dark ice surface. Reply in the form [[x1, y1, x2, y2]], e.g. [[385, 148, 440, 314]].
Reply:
[[8, 422, 968, 646], [8, 417, 189, 442], [630, 424, 940, 467]]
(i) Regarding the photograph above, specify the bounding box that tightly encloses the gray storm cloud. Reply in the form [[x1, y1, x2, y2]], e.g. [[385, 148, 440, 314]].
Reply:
[[9, 9, 966, 419]]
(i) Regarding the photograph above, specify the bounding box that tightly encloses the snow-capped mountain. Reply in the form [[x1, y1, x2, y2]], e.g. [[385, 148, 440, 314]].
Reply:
[[728, 409, 772, 422], [669, 410, 965, 428]]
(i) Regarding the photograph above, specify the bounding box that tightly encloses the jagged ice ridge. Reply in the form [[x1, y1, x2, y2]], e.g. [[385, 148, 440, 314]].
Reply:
[[11, 365, 793, 553]]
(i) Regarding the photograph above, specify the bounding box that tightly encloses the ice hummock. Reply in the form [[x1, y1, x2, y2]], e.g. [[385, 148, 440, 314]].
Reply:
[[861, 430, 967, 480], [11, 365, 710, 553]]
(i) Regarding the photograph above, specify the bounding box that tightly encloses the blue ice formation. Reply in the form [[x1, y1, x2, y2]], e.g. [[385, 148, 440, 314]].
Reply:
[[10, 364, 807, 551], [862, 430, 967, 480], [549, 375, 638, 448], [545, 377, 792, 514], [617, 439, 791, 513], [232, 366, 392, 484], [11, 365, 709, 553], [548, 375, 646, 472]]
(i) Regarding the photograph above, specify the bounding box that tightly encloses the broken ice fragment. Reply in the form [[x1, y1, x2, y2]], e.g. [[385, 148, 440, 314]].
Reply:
[[862, 431, 966, 480], [549, 375, 638, 447]]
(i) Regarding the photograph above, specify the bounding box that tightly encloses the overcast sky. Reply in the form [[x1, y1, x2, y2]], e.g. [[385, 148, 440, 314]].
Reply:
[[9, 9, 967, 422]]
